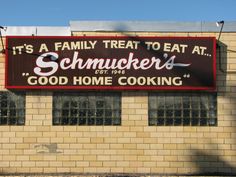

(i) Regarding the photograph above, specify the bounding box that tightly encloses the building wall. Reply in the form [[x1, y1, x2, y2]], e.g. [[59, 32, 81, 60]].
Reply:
[[0, 31, 235, 175]]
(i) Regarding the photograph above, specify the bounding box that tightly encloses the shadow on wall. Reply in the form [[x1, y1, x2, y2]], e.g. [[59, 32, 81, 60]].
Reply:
[[109, 25, 236, 176], [190, 41, 236, 176], [24, 27, 236, 176], [217, 41, 228, 93], [191, 149, 236, 175]]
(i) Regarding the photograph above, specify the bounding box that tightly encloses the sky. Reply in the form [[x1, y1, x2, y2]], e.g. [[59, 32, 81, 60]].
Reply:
[[0, 0, 236, 26]]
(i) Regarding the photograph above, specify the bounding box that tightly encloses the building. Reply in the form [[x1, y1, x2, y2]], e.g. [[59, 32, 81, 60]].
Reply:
[[0, 21, 235, 176]]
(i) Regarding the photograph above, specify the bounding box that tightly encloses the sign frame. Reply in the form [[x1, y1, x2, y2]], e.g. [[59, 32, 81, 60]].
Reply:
[[5, 36, 216, 91]]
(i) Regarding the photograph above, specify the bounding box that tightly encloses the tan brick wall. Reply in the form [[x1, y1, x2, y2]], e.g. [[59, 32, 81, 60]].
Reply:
[[0, 32, 235, 175]]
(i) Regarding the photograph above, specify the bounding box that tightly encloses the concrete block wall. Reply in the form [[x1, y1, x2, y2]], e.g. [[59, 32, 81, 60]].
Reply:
[[0, 31, 235, 175]]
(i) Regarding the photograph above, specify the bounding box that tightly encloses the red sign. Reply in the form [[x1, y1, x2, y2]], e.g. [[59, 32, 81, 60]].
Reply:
[[5, 36, 216, 90]]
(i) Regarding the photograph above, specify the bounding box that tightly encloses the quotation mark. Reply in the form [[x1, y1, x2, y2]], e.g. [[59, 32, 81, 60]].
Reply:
[[183, 74, 190, 78], [22, 73, 29, 76]]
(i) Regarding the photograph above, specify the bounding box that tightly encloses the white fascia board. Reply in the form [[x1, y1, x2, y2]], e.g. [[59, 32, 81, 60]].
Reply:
[[70, 21, 236, 32], [4, 26, 36, 36], [36, 27, 71, 36], [1, 26, 71, 36]]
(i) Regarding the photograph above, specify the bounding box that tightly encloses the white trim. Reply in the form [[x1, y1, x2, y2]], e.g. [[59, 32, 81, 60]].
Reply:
[[70, 21, 236, 32], [36, 27, 71, 36], [1, 26, 71, 36]]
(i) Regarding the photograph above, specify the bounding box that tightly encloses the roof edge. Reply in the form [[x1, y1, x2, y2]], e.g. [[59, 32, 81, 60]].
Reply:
[[1, 26, 71, 36], [70, 21, 236, 32]]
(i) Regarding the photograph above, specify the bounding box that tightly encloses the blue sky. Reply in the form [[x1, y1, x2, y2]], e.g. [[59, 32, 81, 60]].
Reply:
[[1, 0, 236, 26]]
